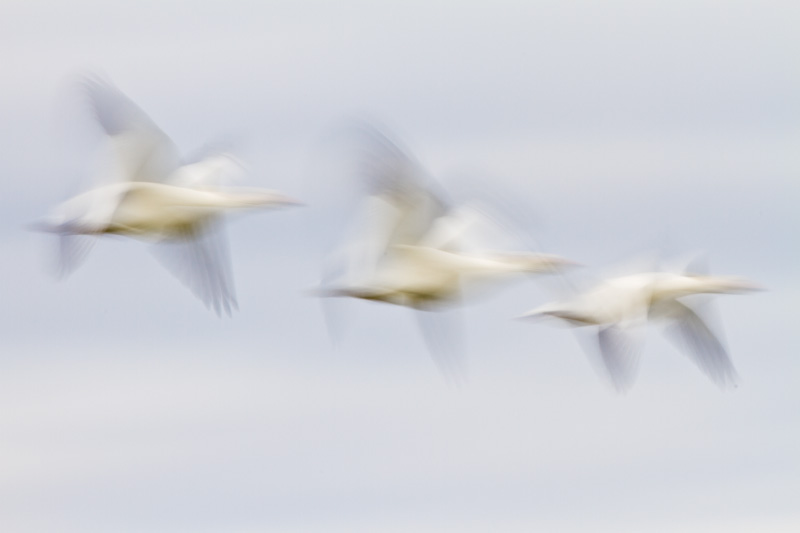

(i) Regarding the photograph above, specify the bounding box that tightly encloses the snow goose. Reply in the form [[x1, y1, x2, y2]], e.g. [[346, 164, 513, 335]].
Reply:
[[520, 268, 761, 391], [318, 125, 573, 379], [34, 76, 299, 314]]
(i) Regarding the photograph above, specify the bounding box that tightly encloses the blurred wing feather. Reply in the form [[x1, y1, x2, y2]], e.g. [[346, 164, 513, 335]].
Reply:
[[150, 221, 237, 316], [663, 301, 738, 388], [55, 234, 96, 279], [596, 325, 643, 393], [414, 309, 467, 385], [356, 126, 449, 250], [84, 75, 181, 184]]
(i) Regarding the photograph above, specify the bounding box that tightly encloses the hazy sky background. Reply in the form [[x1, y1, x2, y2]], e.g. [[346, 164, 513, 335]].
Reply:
[[1, 1, 798, 531]]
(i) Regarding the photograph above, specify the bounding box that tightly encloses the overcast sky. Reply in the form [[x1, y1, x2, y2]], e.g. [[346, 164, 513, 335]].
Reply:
[[1, 1, 798, 532]]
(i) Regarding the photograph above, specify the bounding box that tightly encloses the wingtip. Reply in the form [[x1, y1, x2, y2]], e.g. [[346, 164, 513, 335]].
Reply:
[[515, 310, 546, 322], [25, 220, 58, 233]]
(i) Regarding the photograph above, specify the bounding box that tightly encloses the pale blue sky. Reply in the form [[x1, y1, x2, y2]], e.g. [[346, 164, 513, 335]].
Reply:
[[0, 1, 798, 531]]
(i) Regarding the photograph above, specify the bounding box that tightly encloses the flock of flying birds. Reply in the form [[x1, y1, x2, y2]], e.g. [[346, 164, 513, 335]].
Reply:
[[34, 76, 761, 392]]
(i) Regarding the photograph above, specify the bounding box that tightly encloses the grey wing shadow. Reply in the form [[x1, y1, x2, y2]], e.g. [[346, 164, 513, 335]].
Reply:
[[150, 220, 238, 316], [414, 308, 467, 386], [661, 300, 739, 389], [574, 325, 643, 393], [54, 234, 97, 279]]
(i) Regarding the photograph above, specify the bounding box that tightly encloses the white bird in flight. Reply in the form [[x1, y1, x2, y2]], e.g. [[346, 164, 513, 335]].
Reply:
[[34, 76, 300, 314], [520, 268, 761, 391], [318, 125, 574, 379]]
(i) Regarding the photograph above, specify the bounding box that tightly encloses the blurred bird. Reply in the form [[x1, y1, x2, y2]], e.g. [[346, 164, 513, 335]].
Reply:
[[318, 125, 574, 380], [33, 75, 300, 314], [520, 268, 762, 392]]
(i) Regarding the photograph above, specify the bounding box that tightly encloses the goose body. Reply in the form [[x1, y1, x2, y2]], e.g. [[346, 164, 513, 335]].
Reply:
[[335, 244, 572, 310], [45, 181, 295, 239]]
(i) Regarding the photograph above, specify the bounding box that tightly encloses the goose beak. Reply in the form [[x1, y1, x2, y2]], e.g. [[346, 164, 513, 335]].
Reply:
[[737, 280, 766, 292], [556, 257, 583, 268], [515, 309, 546, 321], [269, 193, 305, 207], [717, 276, 766, 293], [541, 255, 582, 272], [26, 220, 57, 233]]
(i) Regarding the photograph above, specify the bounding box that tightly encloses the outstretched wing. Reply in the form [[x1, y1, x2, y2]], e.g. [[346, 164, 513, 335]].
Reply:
[[326, 125, 453, 293], [355, 125, 450, 251], [662, 301, 738, 389], [169, 151, 244, 189], [414, 308, 467, 385], [595, 324, 644, 393], [317, 243, 366, 346], [150, 220, 237, 316], [55, 234, 96, 279], [83, 75, 181, 184]]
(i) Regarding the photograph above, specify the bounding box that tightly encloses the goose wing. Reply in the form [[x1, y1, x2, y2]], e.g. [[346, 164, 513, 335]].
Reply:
[[414, 308, 466, 385], [150, 220, 237, 316], [55, 234, 96, 279], [596, 324, 644, 393], [169, 150, 244, 189], [356, 126, 449, 252], [661, 300, 738, 388], [84, 75, 181, 184], [571, 278, 650, 392], [327, 127, 451, 289]]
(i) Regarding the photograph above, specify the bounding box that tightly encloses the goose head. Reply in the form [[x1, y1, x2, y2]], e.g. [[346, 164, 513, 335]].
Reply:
[[220, 188, 304, 209], [682, 274, 764, 294], [491, 252, 579, 274], [517, 302, 597, 326]]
